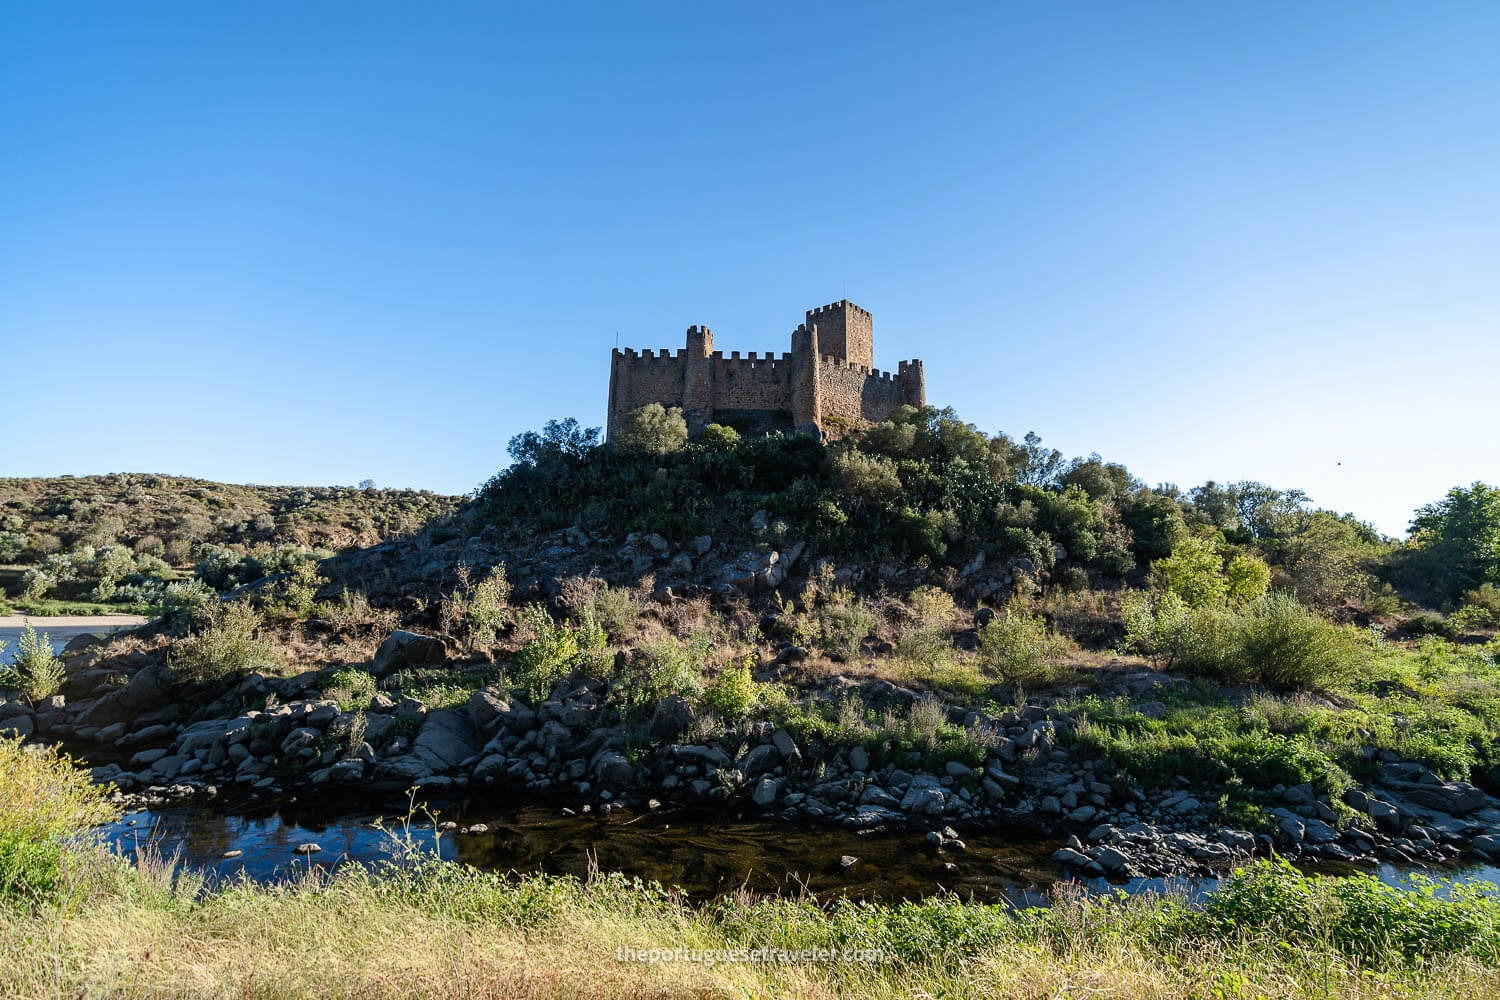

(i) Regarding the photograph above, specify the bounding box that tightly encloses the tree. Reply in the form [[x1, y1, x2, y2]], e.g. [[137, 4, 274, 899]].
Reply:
[[613, 404, 688, 456], [507, 418, 601, 467], [1399, 482, 1500, 603], [358, 479, 377, 490]]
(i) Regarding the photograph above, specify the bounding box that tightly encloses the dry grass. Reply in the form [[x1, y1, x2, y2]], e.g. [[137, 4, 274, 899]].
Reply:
[[2, 860, 1495, 1000]]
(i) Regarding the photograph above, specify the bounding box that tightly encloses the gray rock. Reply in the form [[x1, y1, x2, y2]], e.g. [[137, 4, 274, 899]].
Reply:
[[468, 687, 536, 734], [945, 760, 974, 779], [740, 744, 781, 777], [371, 631, 446, 678], [1051, 847, 1090, 867], [848, 746, 870, 771], [859, 786, 902, 810], [751, 776, 781, 807], [899, 774, 946, 815], [594, 751, 635, 787], [1090, 846, 1129, 872], [771, 728, 800, 762]]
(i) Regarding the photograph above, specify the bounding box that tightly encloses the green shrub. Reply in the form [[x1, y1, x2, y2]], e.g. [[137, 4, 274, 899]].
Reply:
[[618, 636, 709, 717], [814, 591, 877, 661], [512, 605, 581, 702], [1151, 535, 1228, 608], [168, 600, 281, 685], [696, 423, 741, 449], [703, 656, 758, 718], [1224, 553, 1271, 606], [896, 586, 957, 668], [1235, 592, 1361, 690], [975, 609, 1075, 687], [323, 668, 378, 711], [4, 622, 64, 702], [0, 736, 117, 901], [614, 403, 688, 456], [1463, 582, 1500, 617]]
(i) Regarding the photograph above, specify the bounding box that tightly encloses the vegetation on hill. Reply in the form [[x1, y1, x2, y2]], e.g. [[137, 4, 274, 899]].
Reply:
[[0, 473, 462, 613]]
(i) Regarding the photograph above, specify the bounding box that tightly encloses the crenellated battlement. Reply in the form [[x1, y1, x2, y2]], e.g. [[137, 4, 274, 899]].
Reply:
[[608, 298, 925, 440]]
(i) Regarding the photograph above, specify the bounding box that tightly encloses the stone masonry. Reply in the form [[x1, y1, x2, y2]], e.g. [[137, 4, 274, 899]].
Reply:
[[607, 300, 925, 439]]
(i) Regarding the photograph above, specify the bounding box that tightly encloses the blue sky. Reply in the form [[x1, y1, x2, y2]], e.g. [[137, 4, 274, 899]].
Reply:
[[4, 2, 1497, 537]]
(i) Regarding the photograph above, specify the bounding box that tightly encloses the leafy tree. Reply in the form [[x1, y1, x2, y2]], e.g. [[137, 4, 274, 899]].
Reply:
[[1151, 535, 1229, 608], [507, 418, 601, 467], [614, 404, 688, 456], [1397, 482, 1500, 603]]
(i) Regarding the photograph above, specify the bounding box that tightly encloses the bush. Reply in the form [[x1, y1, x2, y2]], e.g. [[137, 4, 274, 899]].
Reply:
[[814, 592, 877, 662], [696, 423, 741, 449], [3, 623, 64, 702], [614, 403, 688, 456], [1235, 592, 1361, 690], [511, 605, 608, 703], [323, 668, 378, 711], [703, 656, 758, 718], [168, 600, 281, 685], [975, 609, 1074, 687], [1463, 582, 1500, 617], [0, 736, 117, 901], [1224, 553, 1271, 606]]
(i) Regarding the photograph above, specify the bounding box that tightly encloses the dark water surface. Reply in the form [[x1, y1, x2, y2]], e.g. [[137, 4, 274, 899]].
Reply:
[[98, 798, 1500, 906]]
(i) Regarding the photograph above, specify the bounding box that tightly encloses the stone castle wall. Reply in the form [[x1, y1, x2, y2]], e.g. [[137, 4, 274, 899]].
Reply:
[[607, 300, 924, 439]]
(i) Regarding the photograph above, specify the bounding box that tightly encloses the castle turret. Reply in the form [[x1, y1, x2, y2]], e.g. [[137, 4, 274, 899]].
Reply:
[[791, 322, 823, 436], [806, 300, 873, 369], [683, 325, 715, 433]]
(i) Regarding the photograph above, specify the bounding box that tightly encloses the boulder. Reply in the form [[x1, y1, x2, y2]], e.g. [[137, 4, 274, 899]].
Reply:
[[468, 687, 536, 735], [649, 695, 694, 742], [740, 744, 781, 777], [408, 707, 477, 773], [899, 774, 946, 815], [594, 751, 635, 788], [371, 631, 446, 678], [751, 777, 781, 807]]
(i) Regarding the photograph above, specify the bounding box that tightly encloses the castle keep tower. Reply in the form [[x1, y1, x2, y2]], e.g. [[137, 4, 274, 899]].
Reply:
[[607, 299, 925, 440]]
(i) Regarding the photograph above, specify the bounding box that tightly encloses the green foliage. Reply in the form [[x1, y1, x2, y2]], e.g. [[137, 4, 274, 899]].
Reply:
[[0, 531, 25, 562], [617, 636, 710, 717], [323, 668, 378, 712], [703, 656, 758, 718], [1235, 592, 1362, 690], [1122, 590, 1358, 691], [168, 600, 281, 685], [1151, 535, 1228, 608], [895, 586, 957, 668], [0, 736, 117, 901], [1397, 481, 1500, 605], [513, 605, 583, 702], [696, 423, 741, 449], [2, 622, 65, 702], [828, 447, 903, 504], [812, 589, 877, 661], [613, 403, 688, 456], [1223, 553, 1271, 606], [975, 608, 1074, 687]]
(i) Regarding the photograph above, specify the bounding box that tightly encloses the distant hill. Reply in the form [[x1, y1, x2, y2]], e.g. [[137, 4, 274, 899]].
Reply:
[[0, 473, 464, 563]]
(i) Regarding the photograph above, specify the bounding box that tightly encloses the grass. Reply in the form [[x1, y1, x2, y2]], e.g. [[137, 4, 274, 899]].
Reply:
[[4, 596, 163, 617], [3, 845, 1500, 998]]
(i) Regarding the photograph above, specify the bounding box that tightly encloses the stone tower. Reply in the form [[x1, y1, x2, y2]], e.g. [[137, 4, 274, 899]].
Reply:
[[805, 300, 873, 369]]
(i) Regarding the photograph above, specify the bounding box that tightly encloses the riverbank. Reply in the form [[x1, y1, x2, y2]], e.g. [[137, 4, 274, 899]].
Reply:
[[0, 613, 149, 629]]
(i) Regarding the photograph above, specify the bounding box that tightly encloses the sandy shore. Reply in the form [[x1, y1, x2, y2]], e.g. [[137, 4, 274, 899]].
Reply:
[[0, 614, 150, 629]]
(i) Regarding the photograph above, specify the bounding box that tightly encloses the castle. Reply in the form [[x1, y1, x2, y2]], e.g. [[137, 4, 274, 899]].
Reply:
[[607, 299, 925, 440]]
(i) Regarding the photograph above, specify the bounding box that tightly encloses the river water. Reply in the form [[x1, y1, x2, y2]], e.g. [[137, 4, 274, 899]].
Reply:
[[96, 797, 1500, 906]]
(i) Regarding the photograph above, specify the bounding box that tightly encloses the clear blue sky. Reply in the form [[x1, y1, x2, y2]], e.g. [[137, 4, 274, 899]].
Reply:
[[5, 2, 1497, 537]]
